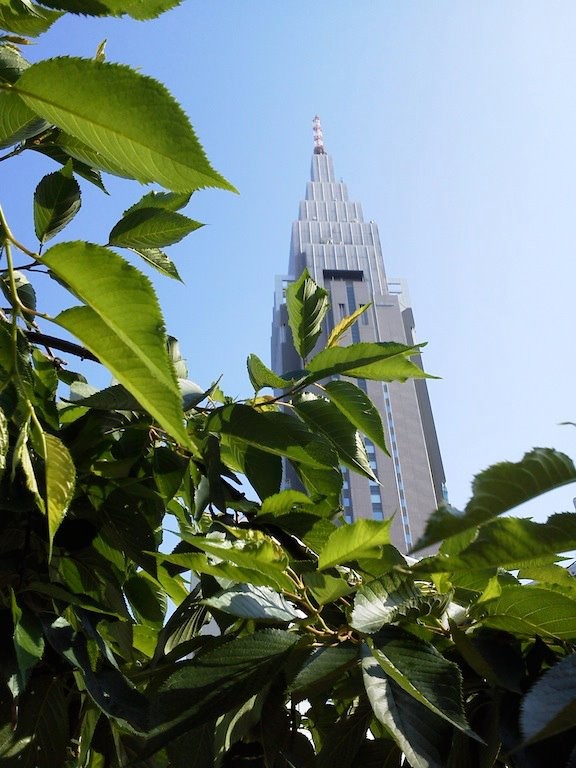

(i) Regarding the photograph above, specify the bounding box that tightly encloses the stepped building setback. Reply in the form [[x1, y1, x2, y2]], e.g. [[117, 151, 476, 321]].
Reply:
[[271, 117, 446, 552]]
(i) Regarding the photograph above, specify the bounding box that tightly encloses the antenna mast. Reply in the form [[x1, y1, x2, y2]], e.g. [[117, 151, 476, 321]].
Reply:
[[313, 115, 325, 154]]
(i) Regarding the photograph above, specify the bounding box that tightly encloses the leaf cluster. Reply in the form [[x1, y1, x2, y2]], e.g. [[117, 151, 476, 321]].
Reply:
[[0, 4, 575, 768]]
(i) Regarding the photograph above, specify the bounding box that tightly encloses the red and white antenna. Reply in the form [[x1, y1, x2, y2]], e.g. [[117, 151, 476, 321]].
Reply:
[[313, 115, 325, 154]]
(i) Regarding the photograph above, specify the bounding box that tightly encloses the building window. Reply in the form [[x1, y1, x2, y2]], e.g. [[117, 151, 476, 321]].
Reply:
[[338, 303, 346, 318]]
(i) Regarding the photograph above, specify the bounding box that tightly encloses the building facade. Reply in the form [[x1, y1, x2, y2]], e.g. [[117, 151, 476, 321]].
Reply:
[[271, 118, 446, 552]]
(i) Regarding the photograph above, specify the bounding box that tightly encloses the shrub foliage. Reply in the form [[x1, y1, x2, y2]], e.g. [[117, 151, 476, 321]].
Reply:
[[0, 4, 575, 767]]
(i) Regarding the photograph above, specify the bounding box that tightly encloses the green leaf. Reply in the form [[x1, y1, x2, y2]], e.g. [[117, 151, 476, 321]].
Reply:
[[42, 617, 148, 731], [108, 207, 202, 248], [42, 241, 190, 447], [247, 352, 303, 391], [146, 630, 298, 749], [0, 89, 48, 148], [306, 342, 429, 384], [9, 592, 44, 697], [13, 57, 236, 192], [475, 585, 576, 639], [288, 646, 358, 699], [33, 161, 81, 243], [223, 438, 283, 500], [158, 550, 292, 592], [36, 0, 181, 20], [324, 379, 388, 453], [420, 513, 576, 573], [369, 626, 474, 736], [286, 268, 329, 360], [294, 393, 376, 479], [124, 189, 192, 214], [0, 43, 29, 83], [0, 674, 69, 768], [66, 382, 143, 411], [128, 247, 181, 280], [29, 140, 106, 191], [520, 654, 576, 744], [260, 489, 315, 516], [0, 2, 61, 36], [44, 433, 75, 559], [124, 573, 166, 628], [327, 302, 370, 347], [0, 269, 36, 313], [203, 584, 303, 623], [318, 519, 392, 570], [350, 572, 425, 634], [362, 648, 451, 768], [414, 448, 576, 551], [302, 571, 354, 605], [208, 403, 338, 469]]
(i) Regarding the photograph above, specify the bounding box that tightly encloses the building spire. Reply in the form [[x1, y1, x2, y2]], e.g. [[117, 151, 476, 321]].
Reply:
[[313, 115, 325, 154]]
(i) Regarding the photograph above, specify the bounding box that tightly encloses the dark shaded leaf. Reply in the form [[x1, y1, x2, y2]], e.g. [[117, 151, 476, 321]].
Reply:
[[521, 654, 576, 744], [294, 393, 376, 479], [33, 161, 81, 243], [129, 246, 182, 280], [325, 378, 388, 453], [414, 448, 576, 551], [362, 647, 451, 768], [208, 403, 338, 469], [145, 631, 298, 754], [371, 626, 474, 736]]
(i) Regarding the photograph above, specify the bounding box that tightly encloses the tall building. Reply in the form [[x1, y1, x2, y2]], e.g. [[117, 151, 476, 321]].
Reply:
[[271, 117, 446, 552]]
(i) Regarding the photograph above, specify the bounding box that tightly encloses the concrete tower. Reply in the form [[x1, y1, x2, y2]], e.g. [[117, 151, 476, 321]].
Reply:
[[271, 118, 446, 552]]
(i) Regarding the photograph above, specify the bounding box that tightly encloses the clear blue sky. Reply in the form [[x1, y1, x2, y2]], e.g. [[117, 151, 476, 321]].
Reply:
[[3, 1, 576, 519]]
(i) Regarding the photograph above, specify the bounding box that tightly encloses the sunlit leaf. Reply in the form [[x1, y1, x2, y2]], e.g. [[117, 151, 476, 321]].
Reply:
[[0, 2, 61, 36], [285, 268, 329, 360], [0, 89, 48, 149], [319, 519, 392, 570], [475, 585, 576, 640], [327, 302, 370, 347], [44, 433, 75, 559], [43, 241, 190, 447], [36, 0, 181, 20], [108, 207, 201, 248], [306, 342, 429, 384], [13, 57, 236, 192], [247, 353, 303, 392]]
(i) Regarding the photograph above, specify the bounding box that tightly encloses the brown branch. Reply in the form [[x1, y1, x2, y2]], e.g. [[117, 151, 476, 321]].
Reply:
[[24, 330, 100, 363]]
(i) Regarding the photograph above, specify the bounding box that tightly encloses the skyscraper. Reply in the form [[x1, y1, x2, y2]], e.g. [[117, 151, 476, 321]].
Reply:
[[271, 117, 446, 552]]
